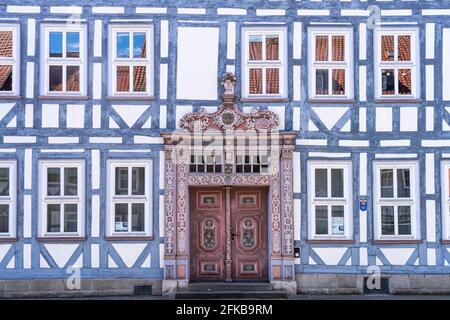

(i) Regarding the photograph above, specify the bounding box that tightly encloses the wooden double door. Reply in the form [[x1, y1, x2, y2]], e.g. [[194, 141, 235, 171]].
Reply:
[[190, 187, 268, 282]]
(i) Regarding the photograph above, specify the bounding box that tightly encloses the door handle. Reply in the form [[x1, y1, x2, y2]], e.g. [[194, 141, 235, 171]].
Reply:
[[231, 233, 239, 241]]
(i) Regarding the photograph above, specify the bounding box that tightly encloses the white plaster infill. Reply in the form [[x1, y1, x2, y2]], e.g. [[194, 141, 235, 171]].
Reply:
[[422, 140, 450, 147], [3, 136, 36, 144], [217, 8, 247, 15], [338, 140, 370, 147], [136, 7, 167, 14], [92, 7, 125, 14], [380, 140, 411, 147], [7, 6, 40, 13]]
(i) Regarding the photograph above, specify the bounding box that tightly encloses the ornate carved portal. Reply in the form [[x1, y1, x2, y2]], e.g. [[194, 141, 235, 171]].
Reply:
[[162, 73, 296, 287]]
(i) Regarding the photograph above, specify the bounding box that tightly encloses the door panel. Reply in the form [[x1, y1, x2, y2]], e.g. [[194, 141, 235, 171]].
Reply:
[[190, 188, 225, 282], [190, 187, 268, 282], [231, 188, 268, 281]]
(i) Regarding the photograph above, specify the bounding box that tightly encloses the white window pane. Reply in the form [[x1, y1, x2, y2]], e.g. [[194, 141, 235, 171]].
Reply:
[[315, 69, 329, 95], [380, 169, 393, 198], [315, 35, 328, 61], [0, 65, 13, 91], [397, 169, 411, 198], [49, 65, 63, 91], [116, 32, 130, 58], [133, 32, 146, 58], [49, 32, 63, 58], [114, 203, 128, 232], [331, 205, 344, 235], [0, 204, 9, 233], [398, 35, 411, 61], [132, 167, 145, 195], [116, 66, 130, 92], [332, 35, 345, 61], [315, 168, 327, 197], [331, 168, 343, 198], [132, 203, 145, 232], [0, 168, 9, 196], [115, 167, 128, 195], [381, 206, 395, 235], [398, 206, 411, 235], [64, 167, 78, 196], [381, 69, 395, 95], [249, 35, 262, 61], [133, 66, 146, 92], [266, 35, 279, 61], [0, 31, 13, 58], [66, 32, 80, 58], [47, 204, 61, 232], [47, 168, 61, 196], [64, 204, 77, 233], [66, 65, 80, 92], [315, 205, 328, 235]]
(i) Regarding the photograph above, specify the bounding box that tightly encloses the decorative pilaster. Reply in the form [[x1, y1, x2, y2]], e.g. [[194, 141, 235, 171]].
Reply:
[[176, 151, 188, 256], [271, 146, 282, 256], [224, 187, 232, 282], [281, 146, 294, 257], [164, 146, 176, 257]]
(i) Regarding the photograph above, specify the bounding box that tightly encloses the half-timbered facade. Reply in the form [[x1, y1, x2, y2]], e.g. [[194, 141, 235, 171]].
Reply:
[[0, 0, 450, 296]]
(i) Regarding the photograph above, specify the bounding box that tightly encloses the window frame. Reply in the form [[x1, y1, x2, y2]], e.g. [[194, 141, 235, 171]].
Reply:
[[307, 161, 353, 240], [38, 159, 85, 238], [108, 24, 154, 97], [0, 24, 20, 96], [0, 160, 17, 238], [441, 162, 450, 240], [106, 159, 153, 238], [241, 27, 288, 99], [40, 23, 87, 97], [307, 27, 354, 100], [373, 27, 420, 100], [373, 161, 420, 240]]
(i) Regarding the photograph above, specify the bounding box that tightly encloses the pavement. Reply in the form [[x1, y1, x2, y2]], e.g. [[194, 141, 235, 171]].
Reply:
[[12, 294, 450, 300]]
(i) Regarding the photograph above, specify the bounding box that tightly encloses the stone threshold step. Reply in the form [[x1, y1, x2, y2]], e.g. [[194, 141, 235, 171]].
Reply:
[[174, 291, 289, 300], [185, 283, 273, 292]]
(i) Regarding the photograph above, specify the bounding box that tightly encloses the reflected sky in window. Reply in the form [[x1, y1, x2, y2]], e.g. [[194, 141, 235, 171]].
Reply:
[[133, 33, 146, 58], [117, 32, 130, 58], [49, 32, 62, 57], [66, 32, 80, 58]]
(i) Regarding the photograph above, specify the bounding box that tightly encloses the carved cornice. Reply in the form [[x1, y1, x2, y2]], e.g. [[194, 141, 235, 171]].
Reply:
[[180, 104, 280, 133]]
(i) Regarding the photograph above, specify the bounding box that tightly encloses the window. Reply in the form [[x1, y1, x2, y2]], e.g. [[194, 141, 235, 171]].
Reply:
[[441, 162, 450, 240], [107, 159, 152, 237], [374, 28, 420, 99], [373, 162, 420, 240], [38, 160, 85, 237], [0, 161, 16, 238], [40, 24, 87, 96], [190, 154, 223, 173], [308, 27, 353, 100], [0, 24, 20, 96], [235, 154, 269, 174], [308, 162, 352, 239], [242, 27, 287, 99], [108, 25, 154, 96]]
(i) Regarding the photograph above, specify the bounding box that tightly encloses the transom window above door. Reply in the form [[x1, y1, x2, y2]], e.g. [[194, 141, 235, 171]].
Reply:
[[108, 25, 154, 97], [242, 27, 287, 99], [374, 28, 419, 100], [308, 27, 354, 100], [235, 154, 269, 173], [189, 154, 223, 173], [40, 24, 87, 96]]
